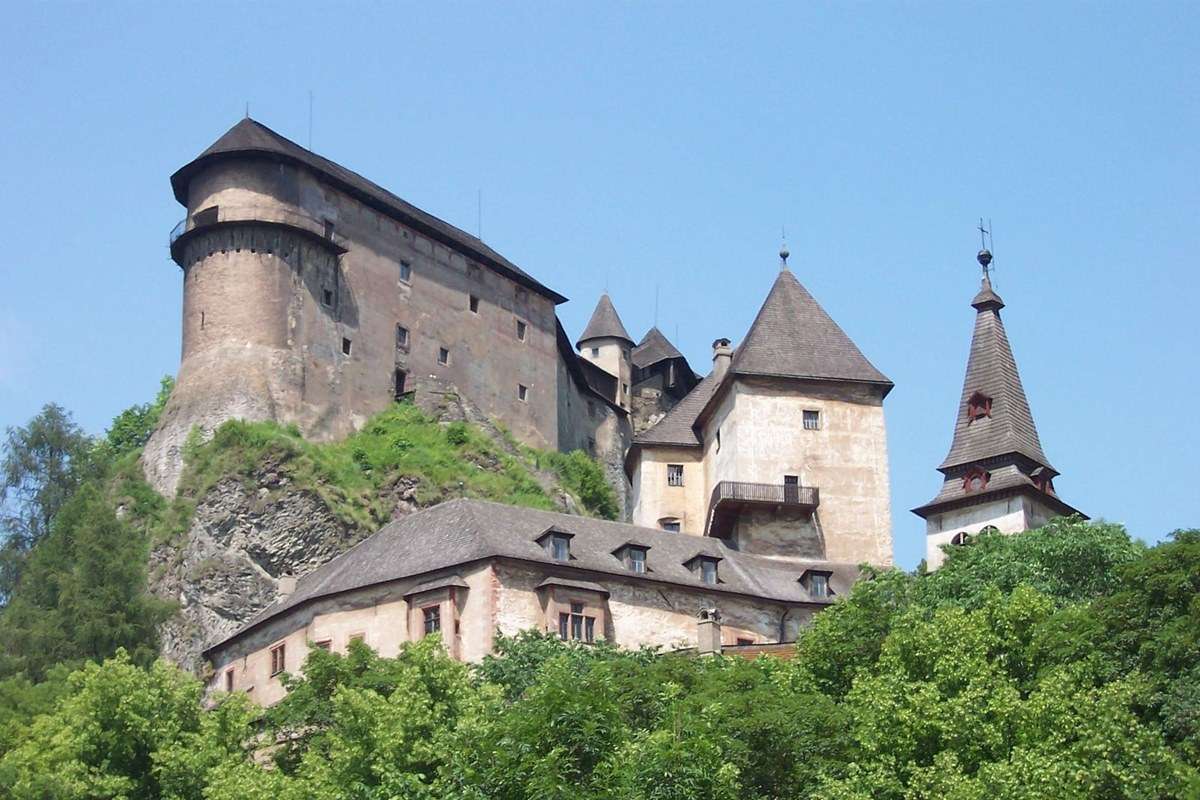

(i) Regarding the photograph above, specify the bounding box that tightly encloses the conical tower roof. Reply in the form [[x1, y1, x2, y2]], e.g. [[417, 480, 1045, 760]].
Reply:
[[937, 275, 1052, 472], [577, 294, 633, 347], [730, 268, 891, 390], [632, 326, 684, 369]]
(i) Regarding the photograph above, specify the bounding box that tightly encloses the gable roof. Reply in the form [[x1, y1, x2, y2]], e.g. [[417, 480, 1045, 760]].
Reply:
[[937, 277, 1052, 472], [206, 498, 859, 654], [576, 294, 633, 347], [171, 119, 566, 304], [730, 269, 892, 391], [632, 326, 686, 369]]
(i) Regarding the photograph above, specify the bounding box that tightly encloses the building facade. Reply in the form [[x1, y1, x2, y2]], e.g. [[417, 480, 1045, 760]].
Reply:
[[912, 249, 1084, 569], [205, 499, 856, 705]]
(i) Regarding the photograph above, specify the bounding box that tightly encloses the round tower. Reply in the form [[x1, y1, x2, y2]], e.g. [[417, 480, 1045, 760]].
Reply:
[[576, 293, 634, 409]]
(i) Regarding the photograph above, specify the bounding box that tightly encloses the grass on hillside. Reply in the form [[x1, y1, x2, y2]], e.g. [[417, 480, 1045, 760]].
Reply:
[[108, 402, 619, 549]]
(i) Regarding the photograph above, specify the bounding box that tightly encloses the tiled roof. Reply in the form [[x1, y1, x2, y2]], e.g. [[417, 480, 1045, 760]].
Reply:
[[937, 277, 1052, 471], [576, 294, 633, 346], [632, 327, 685, 369], [632, 371, 722, 447], [207, 498, 858, 654], [171, 119, 566, 304], [912, 462, 1085, 519], [730, 269, 892, 390]]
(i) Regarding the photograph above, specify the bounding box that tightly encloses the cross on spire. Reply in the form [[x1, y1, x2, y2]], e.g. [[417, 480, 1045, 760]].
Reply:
[[976, 218, 994, 279]]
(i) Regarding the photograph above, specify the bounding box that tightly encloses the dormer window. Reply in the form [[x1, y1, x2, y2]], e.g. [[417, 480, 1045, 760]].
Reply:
[[614, 543, 649, 573], [800, 569, 833, 599], [967, 391, 993, 423], [686, 555, 721, 585], [1031, 467, 1056, 495], [963, 466, 990, 493], [537, 527, 574, 561]]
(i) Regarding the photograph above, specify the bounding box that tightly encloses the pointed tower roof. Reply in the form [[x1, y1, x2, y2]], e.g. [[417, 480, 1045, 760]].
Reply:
[[632, 326, 684, 369], [729, 267, 892, 391], [937, 272, 1052, 472], [576, 294, 633, 347], [169, 118, 566, 303]]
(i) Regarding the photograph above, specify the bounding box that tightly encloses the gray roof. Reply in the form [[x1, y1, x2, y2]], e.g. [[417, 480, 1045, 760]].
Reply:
[[632, 327, 686, 369], [576, 294, 633, 346], [208, 498, 858, 653], [171, 119, 566, 304], [730, 269, 892, 390], [938, 277, 1052, 471], [632, 370, 722, 447], [912, 462, 1085, 520]]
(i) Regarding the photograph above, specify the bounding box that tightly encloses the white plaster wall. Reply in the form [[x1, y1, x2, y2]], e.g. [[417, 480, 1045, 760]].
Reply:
[[580, 337, 631, 409], [629, 447, 706, 533], [925, 494, 1068, 569]]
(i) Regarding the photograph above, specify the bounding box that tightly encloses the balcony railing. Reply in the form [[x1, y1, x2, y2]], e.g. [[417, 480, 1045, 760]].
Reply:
[[704, 480, 819, 539], [169, 218, 187, 247]]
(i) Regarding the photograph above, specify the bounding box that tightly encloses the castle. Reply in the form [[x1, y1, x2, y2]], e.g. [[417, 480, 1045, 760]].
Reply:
[[142, 120, 1081, 701]]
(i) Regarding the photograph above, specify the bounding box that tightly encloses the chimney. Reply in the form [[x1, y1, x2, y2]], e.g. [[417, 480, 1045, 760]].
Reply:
[[711, 338, 732, 380], [697, 607, 722, 656], [278, 574, 297, 597]]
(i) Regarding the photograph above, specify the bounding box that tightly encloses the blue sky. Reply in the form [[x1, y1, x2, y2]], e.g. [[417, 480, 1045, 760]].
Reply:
[[1, 2, 1196, 568]]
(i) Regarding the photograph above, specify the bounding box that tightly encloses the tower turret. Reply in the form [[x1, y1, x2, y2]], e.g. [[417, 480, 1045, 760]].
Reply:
[[912, 247, 1084, 569], [577, 294, 634, 409]]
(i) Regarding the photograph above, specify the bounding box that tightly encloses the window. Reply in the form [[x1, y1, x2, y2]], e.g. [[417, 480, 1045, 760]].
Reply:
[[950, 531, 971, 546], [559, 602, 596, 643], [399, 260, 412, 284], [423, 606, 441, 636], [809, 572, 829, 598], [699, 558, 718, 585], [626, 546, 647, 573], [438, 347, 450, 366], [224, 668, 234, 692], [322, 288, 334, 307], [518, 384, 528, 402], [622, 382, 628, 397], [979, 525, 1000, 536], [667, 464, 684, 487], [396, 325, 409, 350], [348, 633, 365, 645], [393, 369, 407, 401], [469, 295, 480, 313], [194, 205, 219, 227], [313, 639, 332, 651], [516, 319, 527, 341], [323, 219, 335, 239], [590, 347, 600, 358], [803, 410, 821, 430], [341, 338, 352, 356], [715, 429, 721, 452], [967, 391, 993, 423], [547, 533, 570, 561], [659, 518, 681, 533], [736, 638, 754, 646], [269, 643, 286, 676], [784, 474, 800, 502], [963, 467, 990, 493]]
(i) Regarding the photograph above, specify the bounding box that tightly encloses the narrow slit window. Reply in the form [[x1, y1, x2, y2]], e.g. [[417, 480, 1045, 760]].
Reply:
[[224, 668, 234, 692], [322, 288, 334, 307], [269, 643, 286, 676], [393, 369, 407, 401], [518, 384, 528, 402], [438, 347, 450, 366], [469, 295, 480, 313], [396, 325, 409, 350], [399, 260, 412, 284], [516, 319, 527, 341], [342, 338, 352, 356]]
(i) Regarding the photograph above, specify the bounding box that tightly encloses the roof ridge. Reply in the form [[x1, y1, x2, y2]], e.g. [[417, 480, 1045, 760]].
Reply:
[[577, 293, 633, 346]]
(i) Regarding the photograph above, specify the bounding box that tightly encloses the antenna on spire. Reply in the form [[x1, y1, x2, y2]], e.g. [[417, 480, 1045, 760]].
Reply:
[[477, 189, 483, 240], [779, 226, 790, 270], [245, 102, 250, 119], [976, 218, 994, 280], [654, 284, 660, 327], [308, 90, 314, 150]]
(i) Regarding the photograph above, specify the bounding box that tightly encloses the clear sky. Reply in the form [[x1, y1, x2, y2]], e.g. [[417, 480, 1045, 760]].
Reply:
[[2, 2, 1196, 568]]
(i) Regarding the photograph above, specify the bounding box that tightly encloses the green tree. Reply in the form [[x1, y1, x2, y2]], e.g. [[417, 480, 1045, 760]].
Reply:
[[99, 375, 174, 461], [0, 404, 94, 601]]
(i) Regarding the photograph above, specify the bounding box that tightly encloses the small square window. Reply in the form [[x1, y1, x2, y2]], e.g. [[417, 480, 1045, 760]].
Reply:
[[518, 384, 528, 402], [270, 643, 286, 676], [423, 606, 441, 636], [438, 347, 450, 366], [516, 319, 527, 341], [469, 295, 480, 313], [313, 639, 332, 651], [399, 260, 412, 284], [342, 337, 352, 356], [803, 410, 821, 430], [396, 325, 409, 349], [659, 518, 681, 533], [590, 347, 600, 358], [667, 464, 684, 487]]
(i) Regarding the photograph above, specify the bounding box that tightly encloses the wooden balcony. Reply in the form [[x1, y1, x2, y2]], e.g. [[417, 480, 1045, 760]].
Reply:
[[704, 480, 819, 541]]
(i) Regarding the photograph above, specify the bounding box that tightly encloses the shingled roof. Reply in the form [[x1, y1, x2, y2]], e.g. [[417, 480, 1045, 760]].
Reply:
[[937, 276, 1052, 472], [632, 371, 722, 447], [632, 326, 685, 369], [206, 498, 858, 654], [730, 269, 892, 391], [576, 294, 633, 347], [171, 119, 566, 304]]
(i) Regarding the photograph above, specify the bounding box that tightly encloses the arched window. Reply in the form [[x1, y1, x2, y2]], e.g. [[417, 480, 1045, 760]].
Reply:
[[978, 525, 1000, 536], [950, 531, 971, 546]]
